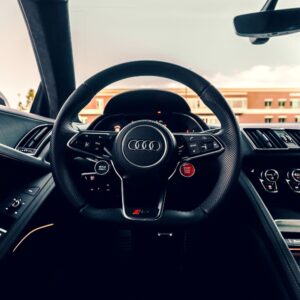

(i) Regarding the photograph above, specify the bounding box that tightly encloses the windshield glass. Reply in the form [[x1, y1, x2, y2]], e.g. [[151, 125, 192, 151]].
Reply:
[[70, 0, 300, 125]]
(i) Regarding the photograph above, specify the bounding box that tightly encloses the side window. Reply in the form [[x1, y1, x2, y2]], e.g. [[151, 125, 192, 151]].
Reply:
[[0, 2, 39, 111]]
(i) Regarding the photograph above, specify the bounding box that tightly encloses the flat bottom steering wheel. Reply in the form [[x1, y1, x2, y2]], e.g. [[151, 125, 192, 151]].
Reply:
[[51, 61, 241, 225]]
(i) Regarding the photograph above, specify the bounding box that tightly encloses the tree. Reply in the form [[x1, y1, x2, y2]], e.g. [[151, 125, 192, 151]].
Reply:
[[25, 89, 35, 109], [18, 89, 35, 112]]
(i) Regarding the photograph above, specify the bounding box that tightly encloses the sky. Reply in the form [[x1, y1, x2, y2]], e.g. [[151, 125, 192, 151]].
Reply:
[[1, 0, 300, 108]]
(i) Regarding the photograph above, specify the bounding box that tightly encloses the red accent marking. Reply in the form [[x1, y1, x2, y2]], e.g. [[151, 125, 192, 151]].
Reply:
[[132, 209, 142, 215]]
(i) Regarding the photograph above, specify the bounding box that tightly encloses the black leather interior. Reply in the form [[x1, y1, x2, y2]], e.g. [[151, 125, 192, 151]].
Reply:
[[0, 85, 299, 299], [1, 0, 299, 298]]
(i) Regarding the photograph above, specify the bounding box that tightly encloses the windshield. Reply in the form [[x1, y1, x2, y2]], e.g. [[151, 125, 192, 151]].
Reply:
[[70, 0, 300, 125]]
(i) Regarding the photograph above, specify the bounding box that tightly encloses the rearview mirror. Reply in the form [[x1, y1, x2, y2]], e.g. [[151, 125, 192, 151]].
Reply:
[[234, 8, 300, 38]]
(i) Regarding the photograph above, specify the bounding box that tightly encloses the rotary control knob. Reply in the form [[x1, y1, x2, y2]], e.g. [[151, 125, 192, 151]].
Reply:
[[262, 169, 279, 182], [289, 169, 300, 183], [5, 198, 23, 215], [10, 198, 22, 209], [286, 169, 300, 193], [259, 169, 279, 193]]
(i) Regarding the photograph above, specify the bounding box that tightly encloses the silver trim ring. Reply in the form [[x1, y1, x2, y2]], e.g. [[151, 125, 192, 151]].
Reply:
[[121, 125, 168, 169], [128, 140, 161, 151], [291, 169, 300, 183]]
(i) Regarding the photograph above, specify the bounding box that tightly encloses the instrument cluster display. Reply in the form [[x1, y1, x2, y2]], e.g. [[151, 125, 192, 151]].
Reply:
[[92, 112, 203, 133]]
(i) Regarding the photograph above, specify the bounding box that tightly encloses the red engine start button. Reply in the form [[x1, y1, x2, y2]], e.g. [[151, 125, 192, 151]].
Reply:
[[179, 162, 196, 178]]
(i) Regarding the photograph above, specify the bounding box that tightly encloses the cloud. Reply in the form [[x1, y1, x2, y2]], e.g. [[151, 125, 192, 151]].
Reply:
[[210, 65, 300, 88], [7, 64, 300, 109], [109, 65, 300, 90]]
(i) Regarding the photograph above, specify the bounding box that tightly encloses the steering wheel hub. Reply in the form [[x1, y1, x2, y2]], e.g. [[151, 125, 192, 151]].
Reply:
[[112, 120, 177, 176]]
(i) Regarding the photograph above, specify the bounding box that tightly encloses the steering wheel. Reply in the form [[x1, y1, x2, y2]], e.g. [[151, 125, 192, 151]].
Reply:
[[51, 61, 241, 225]]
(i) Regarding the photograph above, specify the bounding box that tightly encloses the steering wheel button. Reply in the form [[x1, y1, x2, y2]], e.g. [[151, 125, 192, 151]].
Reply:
[[198, 135, 211, 142], [200, 143, 208, 152], [71, 139, 83, 148], [213, 141, 220, 149], [179, 163, 196, 178], [188, 142, 197, 147], [84, 175, 96, 181], [94, 160, 110, 175], [206, 142, 214, 150], [184, 135, 196, 142], [83, 141, 91, 149], [187, 142, 200, 155], [92, 146, 101, 153]]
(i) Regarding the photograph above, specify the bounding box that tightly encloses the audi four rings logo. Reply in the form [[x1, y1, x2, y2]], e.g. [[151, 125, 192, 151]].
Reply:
[[128, 140, 161, 151]]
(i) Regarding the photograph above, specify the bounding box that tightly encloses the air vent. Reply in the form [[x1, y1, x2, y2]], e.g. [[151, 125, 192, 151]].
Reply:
[[286, 130, 300, 146], [16, 124, 52, 155], [244, 129, 287, 149]]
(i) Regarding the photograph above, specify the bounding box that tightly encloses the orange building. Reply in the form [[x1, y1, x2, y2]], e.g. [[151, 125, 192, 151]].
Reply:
[[79, 88, 300, 125]]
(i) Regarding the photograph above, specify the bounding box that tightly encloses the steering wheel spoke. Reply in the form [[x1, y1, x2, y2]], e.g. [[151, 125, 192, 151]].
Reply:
[[67, 130, 117, 159], [120, 177, 167, 220], [174, 130, 224, 161]]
